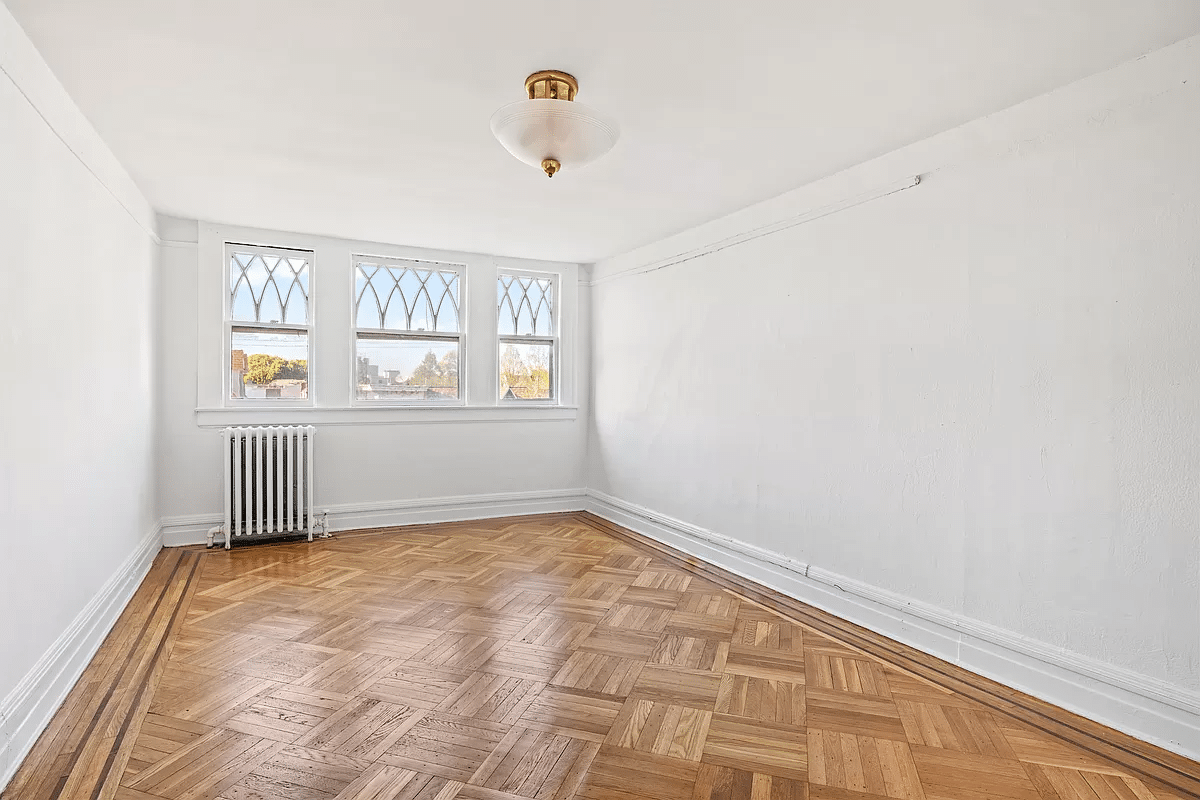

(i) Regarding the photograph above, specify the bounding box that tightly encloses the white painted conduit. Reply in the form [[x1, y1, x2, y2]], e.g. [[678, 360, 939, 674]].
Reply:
[[590, 175, 921, 286], [593, 510, 1200, 770]]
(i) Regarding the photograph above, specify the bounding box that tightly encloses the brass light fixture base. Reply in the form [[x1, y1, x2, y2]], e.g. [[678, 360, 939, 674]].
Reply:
[[525, 70, 578, 101], [541, 158, 561, 178]]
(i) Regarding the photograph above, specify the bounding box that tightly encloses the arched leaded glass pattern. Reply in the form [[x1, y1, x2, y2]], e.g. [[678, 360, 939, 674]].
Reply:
[[353, 257, 464, 403], [226, 245, 313, 403], [497, 272, 557, 402], [497, 274, 554, 337], [229, 251, 309, 325], [354, 261, 460, 333]]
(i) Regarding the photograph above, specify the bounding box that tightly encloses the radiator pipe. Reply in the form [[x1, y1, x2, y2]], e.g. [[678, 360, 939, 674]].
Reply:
[[206, 525, 225, 549]]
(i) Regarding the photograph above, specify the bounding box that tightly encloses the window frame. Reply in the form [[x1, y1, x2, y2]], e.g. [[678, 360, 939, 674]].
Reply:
[[496, 268, 559, 405], [223, 242, 315, 408], [198, 222, 579, 424], [350, 254, 467, 407]]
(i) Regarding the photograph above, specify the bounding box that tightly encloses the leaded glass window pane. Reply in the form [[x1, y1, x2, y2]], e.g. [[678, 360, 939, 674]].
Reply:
[[229, 251, 309, 325], [497, 274, 554, 337], [354, 260, 461, 333]]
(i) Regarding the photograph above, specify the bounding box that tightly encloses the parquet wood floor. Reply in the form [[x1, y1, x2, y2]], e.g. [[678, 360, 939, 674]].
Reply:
[[4, 513, 1197, 800]]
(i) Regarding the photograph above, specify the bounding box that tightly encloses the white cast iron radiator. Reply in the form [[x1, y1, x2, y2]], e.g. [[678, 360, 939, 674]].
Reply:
[[212, 425, 316, 549]]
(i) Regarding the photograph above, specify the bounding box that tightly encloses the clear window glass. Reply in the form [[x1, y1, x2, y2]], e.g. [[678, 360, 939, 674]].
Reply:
[[500, 341, 553, 400], [230, 329, 309, 400], [356, 336, 459, 401]]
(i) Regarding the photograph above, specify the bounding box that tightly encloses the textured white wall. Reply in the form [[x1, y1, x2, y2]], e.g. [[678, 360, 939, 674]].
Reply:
[[588, 42, 1200, 693], [0, 0, 158, 733]]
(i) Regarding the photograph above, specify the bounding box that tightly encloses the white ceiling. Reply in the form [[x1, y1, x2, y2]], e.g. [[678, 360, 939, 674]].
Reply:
[[8, 1, 1200, 263]]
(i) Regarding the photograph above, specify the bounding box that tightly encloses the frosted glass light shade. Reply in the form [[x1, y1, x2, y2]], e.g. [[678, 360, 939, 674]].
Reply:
[[491, 99, 619, 174]]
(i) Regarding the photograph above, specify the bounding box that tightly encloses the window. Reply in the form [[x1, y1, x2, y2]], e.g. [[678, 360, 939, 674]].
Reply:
[[227, 245, 311, 401], [497, 272, 556, 401], [354, 257, 463, 402]]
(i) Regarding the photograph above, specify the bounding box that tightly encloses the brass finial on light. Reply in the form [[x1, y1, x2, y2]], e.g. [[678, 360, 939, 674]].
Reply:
[[541, 158, 561, 178]]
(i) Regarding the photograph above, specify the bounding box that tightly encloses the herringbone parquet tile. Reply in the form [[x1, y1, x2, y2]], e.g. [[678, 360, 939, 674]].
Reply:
[[4, 513, 1198, 800]]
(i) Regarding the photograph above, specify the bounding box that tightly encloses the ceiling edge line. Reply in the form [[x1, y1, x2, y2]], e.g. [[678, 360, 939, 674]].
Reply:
[[0, 36, 160, 244]]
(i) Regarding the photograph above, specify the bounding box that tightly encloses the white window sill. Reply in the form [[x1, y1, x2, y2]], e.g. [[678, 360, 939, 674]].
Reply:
[[194, 405, 578, 428]]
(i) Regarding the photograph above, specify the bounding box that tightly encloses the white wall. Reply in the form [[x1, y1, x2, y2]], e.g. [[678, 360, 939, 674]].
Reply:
[[588, 37, 1200, 753], [0, 2, 160, 787], [156, 221, 590, 540]]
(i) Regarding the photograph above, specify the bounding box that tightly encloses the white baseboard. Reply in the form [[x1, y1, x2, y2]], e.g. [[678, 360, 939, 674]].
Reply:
[[583, 489, 1200, 762], [161, 489, 589, 547], [0, 522, 162, 792], [160, 511, 225, 547], [150, 488, 1200, 763]]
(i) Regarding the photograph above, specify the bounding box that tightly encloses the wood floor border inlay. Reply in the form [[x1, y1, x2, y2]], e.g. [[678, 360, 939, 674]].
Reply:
[[82, 552, 202, 800], [4, 549, 203, 800], [2, 512, 1196, 800]]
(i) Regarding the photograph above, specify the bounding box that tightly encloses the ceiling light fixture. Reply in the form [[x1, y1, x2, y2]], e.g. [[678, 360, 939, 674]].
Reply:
[[490, 70, 620, 178]]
